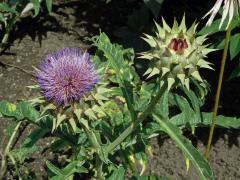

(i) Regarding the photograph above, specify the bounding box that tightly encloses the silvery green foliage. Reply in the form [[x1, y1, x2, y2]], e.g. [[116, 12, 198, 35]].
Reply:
[[3, 32, 240, 180]]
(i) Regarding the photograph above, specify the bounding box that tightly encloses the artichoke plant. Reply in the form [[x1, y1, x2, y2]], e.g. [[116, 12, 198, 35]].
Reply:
[[139, 16, 214, 90]]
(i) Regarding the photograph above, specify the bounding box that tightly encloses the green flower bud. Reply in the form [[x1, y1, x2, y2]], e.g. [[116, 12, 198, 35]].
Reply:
[[139, 16, 214, 90]]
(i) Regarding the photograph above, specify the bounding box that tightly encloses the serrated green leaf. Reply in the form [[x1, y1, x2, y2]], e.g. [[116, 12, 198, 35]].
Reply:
[[16, 101, 40, 121], [171, 112, 240, 129], [22, 128, 48, 147], [169, 93, 194, 122], [107, 166, 125, 180], [203, 113, 240, 128], [153, 113, 214, 180], [61, 161, 82, 176], [99, 146, 110, 164], [11, 128, 48, 163], [154, 91, 169, 119], [46, 160, 64, 177], [0, 2, 18, 14], [50, 160, 87, 180], [11, 146, 38, 163], [230, 33, 240, 60], [93, 32, 138, 122], [180, 87, 200, 113], [135, 83, 156, 111], [121, 80, 137, 121]]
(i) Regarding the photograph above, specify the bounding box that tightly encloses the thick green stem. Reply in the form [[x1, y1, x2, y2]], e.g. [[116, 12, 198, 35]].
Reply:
[[106, 82, 168, 153], [204, 25, 232, 159]]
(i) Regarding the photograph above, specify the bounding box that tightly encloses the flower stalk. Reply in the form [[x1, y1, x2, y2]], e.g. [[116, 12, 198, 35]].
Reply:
[[204, 24, 232, 159]]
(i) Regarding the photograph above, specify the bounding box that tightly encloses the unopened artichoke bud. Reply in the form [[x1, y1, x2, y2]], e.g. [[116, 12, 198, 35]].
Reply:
[[139, 16, 214, 90]]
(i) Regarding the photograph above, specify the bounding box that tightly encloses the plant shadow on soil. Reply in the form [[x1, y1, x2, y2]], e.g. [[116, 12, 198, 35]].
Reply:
[[0, 0, 239, 179]]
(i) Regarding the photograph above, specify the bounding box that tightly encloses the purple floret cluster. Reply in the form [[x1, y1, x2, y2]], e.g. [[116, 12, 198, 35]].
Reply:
[[37, 48, 98, 106]]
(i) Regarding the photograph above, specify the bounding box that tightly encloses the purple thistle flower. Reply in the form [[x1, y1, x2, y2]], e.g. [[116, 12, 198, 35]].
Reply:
[[37, 48, 98, 106]]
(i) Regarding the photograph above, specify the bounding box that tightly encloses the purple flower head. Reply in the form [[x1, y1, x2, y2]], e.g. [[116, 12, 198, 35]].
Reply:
[[37, 48, 98, 106]]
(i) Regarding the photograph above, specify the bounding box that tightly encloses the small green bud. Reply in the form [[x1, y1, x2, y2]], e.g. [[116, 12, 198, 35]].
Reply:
[[139, 15, 214, 90]]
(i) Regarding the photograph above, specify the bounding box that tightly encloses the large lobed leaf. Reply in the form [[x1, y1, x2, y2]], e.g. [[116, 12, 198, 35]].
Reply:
[[93, 32, 138, 121], [0, 100, 39, 121], [11, 128, 48, 163], [153, 113, 214, 180], [0, 2, 19, 14], [171, 112, 240, 129]]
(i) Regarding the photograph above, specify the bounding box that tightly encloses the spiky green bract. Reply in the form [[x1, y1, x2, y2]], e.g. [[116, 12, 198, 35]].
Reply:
[[139, 16, 215, 90]]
